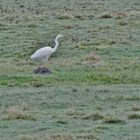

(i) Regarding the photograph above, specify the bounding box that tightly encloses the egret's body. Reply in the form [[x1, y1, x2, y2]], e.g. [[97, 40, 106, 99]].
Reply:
[[30, 46, 53, 61], [30, 34, 63, 65]]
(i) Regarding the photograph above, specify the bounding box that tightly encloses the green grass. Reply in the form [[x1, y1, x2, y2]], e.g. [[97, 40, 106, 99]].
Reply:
[[0, 0, 140, 86], [0, 0, 140, 139], [0, 85, 140, 140]]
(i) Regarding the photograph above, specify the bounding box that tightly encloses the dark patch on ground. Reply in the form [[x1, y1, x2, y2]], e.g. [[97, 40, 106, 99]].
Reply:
[[34, 67, 52, 74]]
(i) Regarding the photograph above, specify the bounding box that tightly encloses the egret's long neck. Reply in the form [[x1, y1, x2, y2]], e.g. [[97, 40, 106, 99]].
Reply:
[[52, 37, 59, 53]]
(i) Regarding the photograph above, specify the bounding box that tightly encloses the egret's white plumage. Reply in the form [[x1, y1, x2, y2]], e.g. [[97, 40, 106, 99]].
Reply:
[[30, 34, 63, 63]]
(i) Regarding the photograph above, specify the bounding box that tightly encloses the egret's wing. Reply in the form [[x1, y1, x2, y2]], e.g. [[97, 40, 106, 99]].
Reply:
[[30, 47, 53, 59]]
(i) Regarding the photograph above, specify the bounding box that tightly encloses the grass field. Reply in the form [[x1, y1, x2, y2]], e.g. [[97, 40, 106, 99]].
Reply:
[[0, 0, 140, 139]]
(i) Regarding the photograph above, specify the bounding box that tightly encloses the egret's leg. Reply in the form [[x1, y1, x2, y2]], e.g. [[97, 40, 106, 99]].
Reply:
[[38, 59, 44, 67], [41, 59, 48, 68]]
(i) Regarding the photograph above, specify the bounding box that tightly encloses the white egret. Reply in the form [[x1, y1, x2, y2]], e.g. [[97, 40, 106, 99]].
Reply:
[[30, 34, 63, 73]]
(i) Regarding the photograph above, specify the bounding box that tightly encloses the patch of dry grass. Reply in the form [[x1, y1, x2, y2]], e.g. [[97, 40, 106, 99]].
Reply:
[[55, 118, 68, 125], [115, 10, 140, 18], [100, 13, 113, 18], [58, 58, 74, 67], [4, 103, 35, 120], [5, 106, 28, 120], [132, 105, 140, 112], [20, 135, 34, 140], [56, 12, 74, 19], [48, 134, 74, 140], [20, 134, 74, 140], [84, 53, 100, 62], [76, 133, 99, 140], [21, 133, 99, 140], [81, 112, 104, 121], [128, 113, 140, 120], [81, 53, 102, 67], [107, 40, 117, 45], [103, 115, 125, 124], [65, 109, 86, 119]]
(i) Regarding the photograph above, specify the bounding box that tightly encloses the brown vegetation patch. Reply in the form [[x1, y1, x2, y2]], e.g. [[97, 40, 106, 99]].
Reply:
[[65, 109, 86, 119], [84, 53, 100, 62], [107, 40, 117, 45], [81, 53, 102, 67], [74, 14, 85, 20], [82, 112, 104, 121], [21, 133, 99, 140], [132, 105, 140, 112], [21, 134, 74, 140], [114, 10, 140, 19], [56, 12, 74, 19], [118, 20, 128, 26], [76, 133, 99, 140], [103, 116, 125, 124], [4, 104, 34, 120], [100, 13, 113, 18], [128, 113, 140, 120]]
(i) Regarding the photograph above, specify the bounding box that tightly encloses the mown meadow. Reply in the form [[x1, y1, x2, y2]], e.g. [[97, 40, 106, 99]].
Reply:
[[0, 0, 140, 139]]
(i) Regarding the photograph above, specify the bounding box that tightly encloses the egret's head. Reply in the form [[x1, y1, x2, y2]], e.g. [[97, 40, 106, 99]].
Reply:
[[56, 34, 64, 40]]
